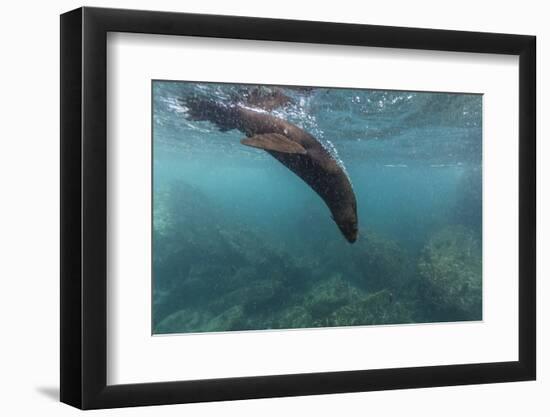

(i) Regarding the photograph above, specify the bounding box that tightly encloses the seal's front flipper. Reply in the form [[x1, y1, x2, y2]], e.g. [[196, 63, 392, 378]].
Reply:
[[241, 133, 307, 155]]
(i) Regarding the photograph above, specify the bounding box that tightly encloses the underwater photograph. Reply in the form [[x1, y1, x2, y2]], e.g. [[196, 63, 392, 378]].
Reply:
[[152, 81, 482, 335]]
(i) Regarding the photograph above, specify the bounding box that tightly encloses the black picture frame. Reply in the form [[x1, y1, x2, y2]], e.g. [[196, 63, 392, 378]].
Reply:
[[60, 6, 536, 410]]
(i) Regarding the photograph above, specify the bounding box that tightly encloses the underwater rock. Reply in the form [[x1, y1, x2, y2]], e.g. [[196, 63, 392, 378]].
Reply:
[[303, 275, 362, 319], [152, 180, 309, 330], [318, 231, 412, 293], [356, 232, 411, 291], [203, 306, 245, 332], [417, 225, 482, 320], [155, 309, 213, 334], [327, 289, 413, 326], [155, 305, 246, 333], [153, 182, 228, 285], [272, 275, 414, 328], [152, 261, 238, 326], [275, 306, 313, 329], [210, 277, 286, 316]]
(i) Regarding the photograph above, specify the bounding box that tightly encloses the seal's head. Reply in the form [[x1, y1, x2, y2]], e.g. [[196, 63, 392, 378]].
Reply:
[[332, 207, 358, 243]]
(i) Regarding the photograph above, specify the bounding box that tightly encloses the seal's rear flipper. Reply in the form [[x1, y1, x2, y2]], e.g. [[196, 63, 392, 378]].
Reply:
[[241, 134, 307, 154], [180, 97, 238, 132]]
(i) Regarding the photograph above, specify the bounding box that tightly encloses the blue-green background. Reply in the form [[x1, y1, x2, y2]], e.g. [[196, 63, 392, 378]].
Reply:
[[153, 81, 482, 334]]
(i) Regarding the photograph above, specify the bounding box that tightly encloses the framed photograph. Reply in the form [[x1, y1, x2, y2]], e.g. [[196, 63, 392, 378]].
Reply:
[[60, 7, 536, 409]]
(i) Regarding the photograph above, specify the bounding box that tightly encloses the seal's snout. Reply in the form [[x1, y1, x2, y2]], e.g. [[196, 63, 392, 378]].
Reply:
[[343, 227, 358, 244], [334, 216, 358, 244]]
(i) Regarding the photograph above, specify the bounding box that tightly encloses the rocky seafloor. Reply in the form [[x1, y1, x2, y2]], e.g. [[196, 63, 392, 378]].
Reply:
[[153, 179, 482, 334]]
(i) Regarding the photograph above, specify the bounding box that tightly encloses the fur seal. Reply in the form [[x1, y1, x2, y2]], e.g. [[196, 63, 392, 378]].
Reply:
[[182, 96, 358, 243]]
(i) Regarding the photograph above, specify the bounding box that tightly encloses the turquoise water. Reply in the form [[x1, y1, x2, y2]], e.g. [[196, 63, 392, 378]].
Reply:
[[152, 81, 482, 334]]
